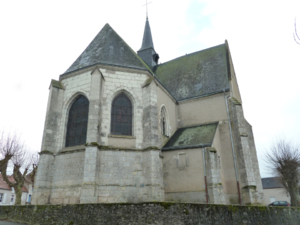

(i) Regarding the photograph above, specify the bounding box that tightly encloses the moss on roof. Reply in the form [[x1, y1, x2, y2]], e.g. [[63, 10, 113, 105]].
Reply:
[[154, 44, 229, 101], [163, 123, 218, 150]]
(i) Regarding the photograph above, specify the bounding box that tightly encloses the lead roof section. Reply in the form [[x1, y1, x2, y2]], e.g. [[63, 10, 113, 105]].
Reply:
[[162, 122, 218, 151], [154, 44, 230, 101], [139, 17, 155, 51], [63, 24, 150, 76]]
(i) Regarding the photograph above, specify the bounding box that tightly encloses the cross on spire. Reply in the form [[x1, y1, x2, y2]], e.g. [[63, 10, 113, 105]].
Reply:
[[142, 0, 152, 18]]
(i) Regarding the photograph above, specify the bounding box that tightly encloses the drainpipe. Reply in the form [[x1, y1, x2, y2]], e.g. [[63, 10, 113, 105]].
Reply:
[[224, 90, 242, 205], [202, 147, 209, 204]]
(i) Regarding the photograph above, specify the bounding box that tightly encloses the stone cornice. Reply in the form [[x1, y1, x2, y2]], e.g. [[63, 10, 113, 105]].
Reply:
[[59, 64, 152, 81]]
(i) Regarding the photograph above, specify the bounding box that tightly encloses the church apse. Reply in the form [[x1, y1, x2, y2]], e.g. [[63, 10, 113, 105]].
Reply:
[[33, 19, 263, 205]]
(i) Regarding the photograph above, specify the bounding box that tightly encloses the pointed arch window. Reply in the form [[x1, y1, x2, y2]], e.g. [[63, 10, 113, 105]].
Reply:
[[66, 95, 89, 147], [111, 93, 132, 136]]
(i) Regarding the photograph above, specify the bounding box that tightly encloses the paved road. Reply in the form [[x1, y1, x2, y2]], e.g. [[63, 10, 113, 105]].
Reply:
[[0, 221, 27, 225]]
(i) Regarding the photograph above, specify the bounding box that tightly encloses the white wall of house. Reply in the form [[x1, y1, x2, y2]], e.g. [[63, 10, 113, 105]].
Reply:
[[0, 184, 33, 205], [263, 188, 291, 205]]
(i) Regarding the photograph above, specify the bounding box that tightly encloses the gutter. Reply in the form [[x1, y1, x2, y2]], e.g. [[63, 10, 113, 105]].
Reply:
[[203, 147, 209, 203]]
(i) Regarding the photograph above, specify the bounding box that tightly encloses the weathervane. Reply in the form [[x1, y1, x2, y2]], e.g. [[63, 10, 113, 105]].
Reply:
[[142, 0, 152, 18]]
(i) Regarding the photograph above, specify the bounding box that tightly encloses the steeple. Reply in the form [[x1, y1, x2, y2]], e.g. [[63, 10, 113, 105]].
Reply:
[[137, 17, 159, 70], [139, 17, 154, 51]]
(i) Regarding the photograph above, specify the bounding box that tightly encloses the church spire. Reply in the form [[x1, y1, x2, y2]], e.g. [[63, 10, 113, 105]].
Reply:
[[137, 17, 159, 70], [139, 17, 154, 51]]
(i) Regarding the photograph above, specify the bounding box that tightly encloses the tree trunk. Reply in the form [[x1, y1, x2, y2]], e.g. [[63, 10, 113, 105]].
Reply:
[[14, 184, 23, 205], [287, 181, 299, 207]]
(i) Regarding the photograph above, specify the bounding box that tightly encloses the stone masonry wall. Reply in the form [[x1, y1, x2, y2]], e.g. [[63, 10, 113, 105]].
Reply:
[[142, 81, 159, 148], [35, 66, 163, 205], [96, 149, 164, 203], [1, 203, 300, 225], [100, 67, 149, 149], [57, 71, 92, 152], [35, 148, 164, 205], [31, 153, 54, 205], [50, 151, 85, 204], [205, 147, 225, 205]]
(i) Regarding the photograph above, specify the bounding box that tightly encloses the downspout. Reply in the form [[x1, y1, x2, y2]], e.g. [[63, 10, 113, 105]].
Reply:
[[224, 90, 242, 205], [202, 147, 209, 204]]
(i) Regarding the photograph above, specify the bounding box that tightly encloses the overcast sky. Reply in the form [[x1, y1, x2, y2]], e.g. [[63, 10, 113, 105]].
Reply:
[[0, 0, 299, 178]]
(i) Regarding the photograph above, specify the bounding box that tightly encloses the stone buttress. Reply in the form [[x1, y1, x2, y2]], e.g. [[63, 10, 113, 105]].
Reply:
[[32, 81, 64, 204], [228, 97, 264, 205]]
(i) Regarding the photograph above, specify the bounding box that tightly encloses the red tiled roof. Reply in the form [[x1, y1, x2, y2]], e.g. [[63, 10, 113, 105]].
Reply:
[[0, 174, 28, 192]]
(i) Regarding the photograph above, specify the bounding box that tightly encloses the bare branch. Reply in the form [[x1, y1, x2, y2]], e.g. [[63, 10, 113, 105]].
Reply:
[[294, 17, 300, 45], [0, 131, 23, 160]]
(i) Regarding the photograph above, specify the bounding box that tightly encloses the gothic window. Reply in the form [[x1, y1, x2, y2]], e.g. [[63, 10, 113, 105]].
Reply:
[[111, 93, 132, 136], [161, 106, 168, 136], [65, 95, 89, 147]]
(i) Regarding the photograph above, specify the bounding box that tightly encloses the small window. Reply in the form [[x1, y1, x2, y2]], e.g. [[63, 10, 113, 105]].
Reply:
[[28, 194, 31, 202], [11, 195, 14, 203], [0, 193, 3, 202], [111, 93, 132, 135], [160, 106, 169, 137], [66, 95, 89, 147]]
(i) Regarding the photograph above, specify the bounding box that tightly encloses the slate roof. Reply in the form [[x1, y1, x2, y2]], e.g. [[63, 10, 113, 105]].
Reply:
[[162, 122, 218, 150], [62, 23, 231, 102], [154, 44, 230, 101], [0, 174, 29, 192], [63, 24, 150, 75], [261, 177, 285, 189], [139, 17, 154, 51]]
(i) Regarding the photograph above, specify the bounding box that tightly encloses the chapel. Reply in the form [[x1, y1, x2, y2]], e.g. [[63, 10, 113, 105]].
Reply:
[[32, 17, 263, 205]]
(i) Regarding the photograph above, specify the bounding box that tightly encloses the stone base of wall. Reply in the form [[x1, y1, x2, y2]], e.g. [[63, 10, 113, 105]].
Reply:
[[1, 203, 300, 225], [165, 191, 207, 203]]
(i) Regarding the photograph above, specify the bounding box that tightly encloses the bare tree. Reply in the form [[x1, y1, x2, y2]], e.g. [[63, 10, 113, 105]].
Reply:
[[0, 131, 23, 177], [294, 18, 300, 45], [0, 131, 38, 205], [27, 153, 39, 188], [266, 140, 300, 207]]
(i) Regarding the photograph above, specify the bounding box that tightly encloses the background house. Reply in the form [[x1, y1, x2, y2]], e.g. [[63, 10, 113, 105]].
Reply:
[[261, 177, 299, 205], [0, 174, 33, 205]]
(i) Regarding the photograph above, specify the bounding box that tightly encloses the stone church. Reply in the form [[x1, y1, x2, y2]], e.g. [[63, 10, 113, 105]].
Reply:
[[32, 17, 263, 205]]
